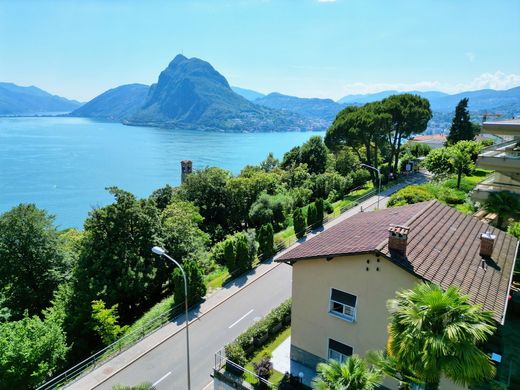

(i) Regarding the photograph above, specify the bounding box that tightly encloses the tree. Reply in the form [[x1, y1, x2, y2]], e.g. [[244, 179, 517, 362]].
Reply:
[[149, 184, 176, 211], [235, 233, 251, 271], [387, 185, 434, 207], [172, 258, 207, 306], [257, 223, 274, 260], [402, 142, 431, 158], [311, 356, 382, 390], [483, 191, 520, 228], [382, 94, 432, 175], [315, 198, 325, 226], [387, 283, 496, 390], [223, 238, 236, 271], [179, 167, 232, 237], [293, 208, 306, 239], [366, 350, 422, 390], [423, 147, 454, 180], [161, 200, 209, 262], [307, 203, 318, 228], [249, 193, 291, 230], [260, 152, 279, 172], [449, 147, 474, 189], [66, 188, 165, 358], [0, 310, 68, 389], [91, 300, 128, 346], [300, 136, 329, 175], [452, 140, 485, 163], [0, 204, 65, 319], [447, 98, 479, 144], [281, 146, 301, 169]]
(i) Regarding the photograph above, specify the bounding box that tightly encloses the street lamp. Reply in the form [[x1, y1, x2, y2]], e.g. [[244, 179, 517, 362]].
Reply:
[[151, 246, 191, 390], [360, 163, 381, 210]]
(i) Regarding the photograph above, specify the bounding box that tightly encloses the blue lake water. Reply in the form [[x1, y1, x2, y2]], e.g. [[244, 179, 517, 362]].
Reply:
[[0, 117, 324, 229]]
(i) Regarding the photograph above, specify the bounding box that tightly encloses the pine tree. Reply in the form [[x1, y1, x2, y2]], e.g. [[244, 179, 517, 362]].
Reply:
[[447, 98, 478, 144]]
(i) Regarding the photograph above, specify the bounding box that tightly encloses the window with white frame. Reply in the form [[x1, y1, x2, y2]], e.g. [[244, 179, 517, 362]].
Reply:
[[328, 338, 353, 363], [329, 288, 357, 321]]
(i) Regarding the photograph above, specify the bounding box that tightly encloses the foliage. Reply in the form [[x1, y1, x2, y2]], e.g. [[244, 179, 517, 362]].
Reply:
[[483, 191, 520, 228], [161, 200, 209, 262], [307, 203, 318, 228], [387, 185, 435, 207], [311, 356, 383, 390], [172, 258, 207, 306], [235, 233, 251, 272], [0, 311, 69, 389], [281, 145, 301, 169], [225, 341, 248, 367], [334, 146, 361, 177], [223, 237, 236, 271], [66, 187, 166, 358], [149, 184, 176, 211], [387, 283, 496, 390], [315, 198, 325, 226], [253, 355, 273, 383], [508, 221, 520, 240], [299, 135, 329, 175], [249, 192, 292, 230], [313, 172, 352, 201], [179, 167, 232, 237], [402, 142, 431, 158], [91, 300, 128, 346], [453, 140, 486, 163], [111, 384, 156, 390], [257, 223, 274, 260], [293, 208, 306, 239], [422, 147, 454, 179], [366, 350, 422, 390], [449, 146, 474, 189], [447, 98, 479, 144], [0, 204, 66, 319], [260, 152, 279, 172]]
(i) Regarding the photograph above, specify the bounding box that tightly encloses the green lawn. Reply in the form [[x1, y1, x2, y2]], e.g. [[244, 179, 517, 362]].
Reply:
[[243, 327, 291, 386]]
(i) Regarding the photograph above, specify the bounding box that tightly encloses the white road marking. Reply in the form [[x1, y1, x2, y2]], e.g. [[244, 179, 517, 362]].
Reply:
[[228, 309, 254, 329], [152, 371, 172, 387]]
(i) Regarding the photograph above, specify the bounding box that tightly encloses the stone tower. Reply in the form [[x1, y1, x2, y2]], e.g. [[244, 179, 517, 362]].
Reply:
[[181, 160, 193, 184]]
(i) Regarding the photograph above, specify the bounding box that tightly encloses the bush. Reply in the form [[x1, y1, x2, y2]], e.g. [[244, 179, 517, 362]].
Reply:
[[293, 208, 306, 239], [508, 221, 520, 240], [225, 342, 247, 367], [323, 199, 334, 214], [315, 198, 324, 226], [223, 239, 236, 271], [387, 185, 435, 207], [253, 355, 273, 385], [257, 223, 274, 260]]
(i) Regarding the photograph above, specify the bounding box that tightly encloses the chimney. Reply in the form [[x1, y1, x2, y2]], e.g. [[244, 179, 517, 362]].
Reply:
[[181, 160, 192, 184], [388, 225, 410, 255], [480, 231, 496, 258]]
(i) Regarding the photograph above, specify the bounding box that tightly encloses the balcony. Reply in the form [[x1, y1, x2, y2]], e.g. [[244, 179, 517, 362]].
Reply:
[[472, 173, 520, 201], [476, 140, 520, 173], [482, 119, 520, 136]]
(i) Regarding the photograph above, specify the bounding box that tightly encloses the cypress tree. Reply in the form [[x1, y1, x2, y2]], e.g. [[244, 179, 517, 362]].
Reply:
[[264, 223, 274, 258], [315, 198, 324, 227], [223, 238, 236, 272], [293, 208, 306, 239], [235, 234, 249, 272], [447, 98, 478, 144], [307, 204, 318, 228]]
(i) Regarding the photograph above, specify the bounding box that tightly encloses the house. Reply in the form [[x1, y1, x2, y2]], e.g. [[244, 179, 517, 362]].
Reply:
[[276, 200, 518, 389], [472, 119, 520, 202], [407, 134, 447, 149]]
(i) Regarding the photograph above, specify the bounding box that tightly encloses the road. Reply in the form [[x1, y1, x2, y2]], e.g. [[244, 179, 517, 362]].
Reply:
[[67, 172, 427, 390], [95, 263, 292, 390]]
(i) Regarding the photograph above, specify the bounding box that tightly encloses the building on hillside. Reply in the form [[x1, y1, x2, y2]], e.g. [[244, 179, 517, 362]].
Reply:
[[472, 119, 520, 201], [407, 134, 447, 149], [276, 200, 518, 389]]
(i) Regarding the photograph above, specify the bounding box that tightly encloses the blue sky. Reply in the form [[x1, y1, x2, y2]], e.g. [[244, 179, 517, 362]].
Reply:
[[1, 0, 519, 101]]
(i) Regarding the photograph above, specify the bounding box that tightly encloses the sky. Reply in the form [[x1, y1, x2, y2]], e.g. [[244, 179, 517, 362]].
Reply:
[[1, 0, 519, 102]]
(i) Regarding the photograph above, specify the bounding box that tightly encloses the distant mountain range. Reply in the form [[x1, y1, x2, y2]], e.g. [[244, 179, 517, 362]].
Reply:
[[231, 86, 265, 101], [0, 82, 81, 115], [72, 55, 322, 132], [69, 84, 149, 121]]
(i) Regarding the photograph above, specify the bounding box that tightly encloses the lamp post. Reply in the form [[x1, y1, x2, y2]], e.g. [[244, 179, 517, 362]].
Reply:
[[151, 246, 191, 390], [360, 163, 381, 210]]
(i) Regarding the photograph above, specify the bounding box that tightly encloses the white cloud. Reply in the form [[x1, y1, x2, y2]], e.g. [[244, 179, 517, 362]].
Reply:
[[340, 71, 520, 96], [317, 0, 337, 3]]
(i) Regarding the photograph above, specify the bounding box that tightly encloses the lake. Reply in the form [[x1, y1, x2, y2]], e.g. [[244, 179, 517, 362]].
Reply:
[[0, 117, 324, 229]]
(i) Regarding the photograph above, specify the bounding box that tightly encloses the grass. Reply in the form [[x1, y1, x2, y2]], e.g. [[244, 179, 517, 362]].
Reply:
[[243, 327, 292, 386], [205, 265, 229, 290]]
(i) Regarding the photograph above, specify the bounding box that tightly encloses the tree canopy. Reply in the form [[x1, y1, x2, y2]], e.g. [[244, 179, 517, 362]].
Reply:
[[447, 98, 479, 145]]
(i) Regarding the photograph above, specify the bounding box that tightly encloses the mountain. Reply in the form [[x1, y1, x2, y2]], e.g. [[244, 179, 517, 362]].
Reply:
[[338, 90, 450, 105], [255, 92, 345, 122], [127, 55, 320, 132], [0, 82, 82, 115], [69, 84, 149, 121], [231, 86, 265, 101], [337, 87, 520, 113]]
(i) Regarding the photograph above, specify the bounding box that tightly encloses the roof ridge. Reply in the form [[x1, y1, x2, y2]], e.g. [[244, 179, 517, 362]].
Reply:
[[375, 200, 437, 251]]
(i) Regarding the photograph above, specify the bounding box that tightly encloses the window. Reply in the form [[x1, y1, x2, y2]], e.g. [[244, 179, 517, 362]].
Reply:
[[328, 338, 353, 363], [329, 288, 357, 321]]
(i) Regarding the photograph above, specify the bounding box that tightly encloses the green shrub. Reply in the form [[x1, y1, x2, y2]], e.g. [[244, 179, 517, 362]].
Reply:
[[293, 208, 306, 239], [223, 239, 236, 272], [257, 223, 274, 260], [315, 198, 324, 226], [387, 185, 435, 207], [225, 342, 247, 367], [323, 199, 334, 214], [508, 221, 520, 240], [307, 203, 318, 228]]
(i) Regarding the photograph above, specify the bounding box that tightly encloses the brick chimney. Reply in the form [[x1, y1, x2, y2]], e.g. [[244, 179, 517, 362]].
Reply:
[[181, 160, 192, 184], [388, 225, 410, 255], [480, 231, 496, 258]]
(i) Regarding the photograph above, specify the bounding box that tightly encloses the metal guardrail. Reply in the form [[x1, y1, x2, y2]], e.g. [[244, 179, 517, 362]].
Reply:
[[39, 176, 415, 389]]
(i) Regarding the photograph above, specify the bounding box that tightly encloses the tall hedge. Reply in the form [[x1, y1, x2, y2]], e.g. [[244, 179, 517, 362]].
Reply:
[[257, 223, 274, 260], [315, 198, 324, 226], [307, 203, 318, 228]]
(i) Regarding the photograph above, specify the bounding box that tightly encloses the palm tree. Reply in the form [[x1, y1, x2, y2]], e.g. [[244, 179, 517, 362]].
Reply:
[[365, 350, 422, 390], [483, 190, 520, 228], [387, 283, 496, 390], [311, 355, 382, 390]]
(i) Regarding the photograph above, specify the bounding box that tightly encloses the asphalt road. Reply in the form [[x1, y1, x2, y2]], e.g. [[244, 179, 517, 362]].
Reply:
[[96, 263, 292, 390]]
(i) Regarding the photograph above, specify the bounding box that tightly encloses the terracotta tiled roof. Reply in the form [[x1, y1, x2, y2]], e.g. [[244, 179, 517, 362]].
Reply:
[[277, 200, 518, 323], [410, 134, 447, 142]]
